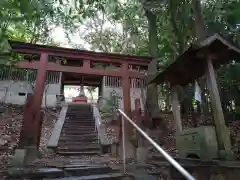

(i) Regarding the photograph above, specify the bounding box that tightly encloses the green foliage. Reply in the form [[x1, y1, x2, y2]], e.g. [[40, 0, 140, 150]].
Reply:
[[0, 0, 72, 64], [86, 86, 96, 99], [100, 90, 121, 119], [0, 0, 239, 111]]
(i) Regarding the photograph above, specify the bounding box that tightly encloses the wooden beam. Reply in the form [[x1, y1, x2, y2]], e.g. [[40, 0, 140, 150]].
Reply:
[[12, 48, 150, 66], [171, 86, 182, 135], [16, 61, 146, 78], [122, 63, 131, 115], [206, 56, 231, 151], [33, 53, 48, 110], [121, 62, 136, 158], [63, 80, 100, 86]]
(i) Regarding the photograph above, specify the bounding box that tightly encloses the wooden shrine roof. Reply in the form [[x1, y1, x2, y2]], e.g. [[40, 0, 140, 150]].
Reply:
[[8, 40, 152, 65], [149, 34, 240, 86]]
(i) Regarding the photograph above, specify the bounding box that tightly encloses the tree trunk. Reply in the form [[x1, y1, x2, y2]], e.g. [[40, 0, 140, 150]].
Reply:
[[192, 0, 207, 41], [144, 9, 160, 118], [191, 0, 208, 116]]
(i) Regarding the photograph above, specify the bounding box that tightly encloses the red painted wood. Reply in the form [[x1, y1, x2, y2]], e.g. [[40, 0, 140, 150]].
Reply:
[[16, 61, 146, 78], [18, 95, 44, 148], [63, 80, 100, 86], [19, 53, 48, 149], [32, 53, 48, 110], [83, 60, 91, 69], [19, 95, 34, 148], [122, 63, 132, 136], [11, 48, 151, 65], [72, 97, 88, 102], [33, 110, 44, 148], [134, 99, 143, 143]]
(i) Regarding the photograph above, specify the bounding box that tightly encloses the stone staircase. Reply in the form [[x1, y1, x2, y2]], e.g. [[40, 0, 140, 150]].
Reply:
[[6, 103, 159, 180], [7, 162, 126, 180], [57, 104, 101, 155], [8, 162, 157, 180]]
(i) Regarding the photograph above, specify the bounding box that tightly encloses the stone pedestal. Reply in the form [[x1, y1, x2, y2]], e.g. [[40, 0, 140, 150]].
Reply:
[[24, 146, 40, 164], [11, 149, 27, 167], [11, 146, 40, 167], [136, 147, 148, 164], [119, 140, 136, 159]]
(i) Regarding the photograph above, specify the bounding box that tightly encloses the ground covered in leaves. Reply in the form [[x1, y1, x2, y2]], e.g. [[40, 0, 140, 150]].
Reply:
[[0, 104, 60, 174], [158, 112, 240, 158], [1, 105, 240, 180], [105, 111, 240, 158]]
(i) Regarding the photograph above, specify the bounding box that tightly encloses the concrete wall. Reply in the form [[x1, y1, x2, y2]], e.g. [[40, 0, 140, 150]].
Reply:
[[101, 87, 146, 111], [101, 76, 146, 111], [0, 80, 61, 107]]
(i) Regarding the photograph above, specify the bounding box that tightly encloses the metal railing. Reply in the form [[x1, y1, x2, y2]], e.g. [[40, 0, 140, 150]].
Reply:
[[118, 109, 195, 180]]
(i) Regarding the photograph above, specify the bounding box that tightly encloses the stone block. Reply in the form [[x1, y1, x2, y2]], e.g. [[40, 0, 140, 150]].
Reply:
[[136, 147, 147, 164], [11, 149, 27, 167], [7, 167, 64, 179], [209, 174, 225, 180], [24, 146, 40, 164]]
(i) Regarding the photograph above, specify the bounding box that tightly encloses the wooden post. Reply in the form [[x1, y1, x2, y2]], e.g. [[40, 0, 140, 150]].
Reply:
[[171, 86, 182, 135], [120, 63, 135, 158], [206, 56, 231, 151], [33, 53, 49, 110], [13, 54, 48, 166], [122, 63, 131, 116], [122, 63, 131, 135], [134, 99, 144, 146], [31, 53, 48, 148], [18, 95, 35, 148]]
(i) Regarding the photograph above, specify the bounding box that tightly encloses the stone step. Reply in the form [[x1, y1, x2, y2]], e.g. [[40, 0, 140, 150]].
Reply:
[[59, 137, 98, 142], [57, 150, 100, 156], [66, 113, 93, 115], [61, 132, 96, 136], [61, 128, 96, 133], [64, 119, 95, 125], [61, 131, 96, 136], [59, 133, 97, 138], [58, 140, 98, 146], [63, 166, 114, 176], [66, 114, 93, 119], [61, 130, 95, 134], [64, 119, 94, 122], [53, 173, 124, 180], [57, 148, 100, 153], [7, 168, 64, 179], [62, 125, 95, 129], [58, 141, 98, 146], [59, 136, 98, 142], [66, 111, 92, 113], [63, 126, 95, 129], [65, 117, 94, 122], [66, 112, 92, 113], [64, 121, 95, 124], [62, 127, 95, 130], [66, 110, 92, 112], [63, 124, 95, 128], [63, 127, 95, 130], [58, 144, 99, 151], [65, 119, 93, 121]]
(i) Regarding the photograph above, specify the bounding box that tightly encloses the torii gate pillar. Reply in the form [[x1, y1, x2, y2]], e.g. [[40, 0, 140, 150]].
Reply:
[[121, 63, 135, 158], [12, 53, 48, 166]]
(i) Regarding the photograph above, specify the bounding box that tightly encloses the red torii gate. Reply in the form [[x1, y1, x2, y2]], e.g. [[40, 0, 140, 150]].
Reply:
[[9, 41, 151, 160]]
